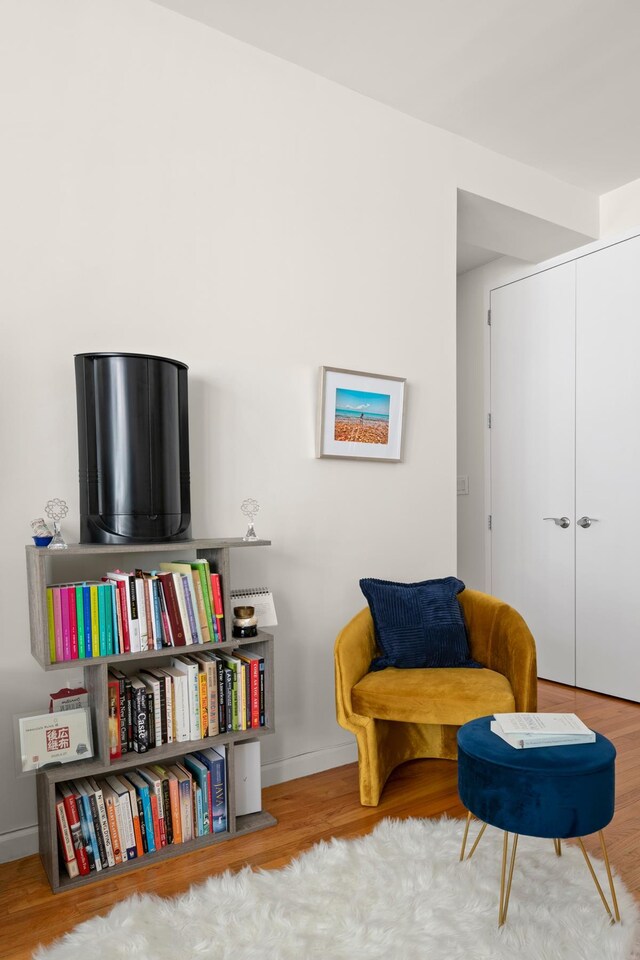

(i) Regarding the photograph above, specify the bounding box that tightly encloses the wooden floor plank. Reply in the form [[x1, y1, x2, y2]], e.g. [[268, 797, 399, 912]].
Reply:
[[2, 679, 639, 959]]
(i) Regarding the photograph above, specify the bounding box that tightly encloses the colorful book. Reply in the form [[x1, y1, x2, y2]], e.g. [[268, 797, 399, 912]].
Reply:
[[57, 782, 90, 875], [74, 586, 85, 660], [197, 745, 227, 834], [210, 573, 226, 643], [46, 588, 57, 664], [55, 789, 80, 879]]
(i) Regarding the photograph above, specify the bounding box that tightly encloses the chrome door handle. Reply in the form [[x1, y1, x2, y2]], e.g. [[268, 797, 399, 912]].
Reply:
[[543, 517, 571, 528], [577, 516, 599, 528]]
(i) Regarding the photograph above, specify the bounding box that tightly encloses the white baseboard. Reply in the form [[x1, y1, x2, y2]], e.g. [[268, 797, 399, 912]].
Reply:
[[0, 824, 38, 864], [261, 740, 358, 787], [0, 743, 359, 864]]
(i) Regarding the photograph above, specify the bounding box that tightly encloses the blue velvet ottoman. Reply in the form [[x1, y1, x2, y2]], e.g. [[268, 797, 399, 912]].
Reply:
[[457, 715, 619, 925]]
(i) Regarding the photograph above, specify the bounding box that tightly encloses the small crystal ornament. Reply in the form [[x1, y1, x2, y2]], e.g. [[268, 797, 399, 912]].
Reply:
[[241, 498, 260, 541], [45, 498, 69, 550]]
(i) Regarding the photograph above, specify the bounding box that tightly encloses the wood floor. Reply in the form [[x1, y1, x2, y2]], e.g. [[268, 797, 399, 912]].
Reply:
[[2, 679, 639, 959]]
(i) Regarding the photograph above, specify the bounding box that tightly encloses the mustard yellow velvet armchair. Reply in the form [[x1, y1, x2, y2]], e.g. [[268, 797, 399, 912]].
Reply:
[[334, 588, 537, 806]]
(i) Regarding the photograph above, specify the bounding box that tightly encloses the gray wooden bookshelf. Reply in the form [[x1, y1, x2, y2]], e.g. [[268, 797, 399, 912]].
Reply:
[[25, 538, 276, 892]]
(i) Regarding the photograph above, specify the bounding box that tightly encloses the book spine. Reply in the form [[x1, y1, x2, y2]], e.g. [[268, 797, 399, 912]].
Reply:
[[216, 659, 227, 734], [128, 575, 141, 653], [198, 671, 208, 739], [102, 791, 123, 864], [135, 793, 148, 854], [133, 685, 149, 753], [171, 573, 191, 645], [60, 587, 71, 662], [146, 690, 156, 750], [258, 659, 265, 726], [191, 570, 211, 642], [182, 576, 201, 644], [107, 677, 121, 761], [46, 588, 56, 664], [68, 586, 79, 660], [206, 660, 219, 736], [139, 787, 156, 853], [157, 573, 186, 645], [52, 587, 64, 663], [90, 585, 100, 658], [210, 752, 227, 834], [109, 582, 120, 655], [119, 790, 138, 860], [76, 792, 98, 872], [103, 584, 114, 656], [87, 789, 108, 869], [150, 789, 166, 848], [61, 790, 90, 875], [168, 777, 181, 844], [75, 586, 85, 661], [92, 785, 115, 868], [115, 674, 128, 755], [114, 580, 130, 653], [163, 673, 173, 744], [151, 579, 163, 649], [97, 584, 107, 657], [135, 576, 149, 652], [82, 585, 92, 658], [55, 794, 80, 878], [210, 574, 225, 643]]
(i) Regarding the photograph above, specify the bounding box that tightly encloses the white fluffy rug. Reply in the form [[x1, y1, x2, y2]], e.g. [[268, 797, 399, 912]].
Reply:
[[35, 817, 639, 960]]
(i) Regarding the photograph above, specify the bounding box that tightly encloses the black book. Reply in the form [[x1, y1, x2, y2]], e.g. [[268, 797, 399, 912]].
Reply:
[[130, 677, 149, 753], [214, 656, 226, 734], [146, 690, 156, 750]]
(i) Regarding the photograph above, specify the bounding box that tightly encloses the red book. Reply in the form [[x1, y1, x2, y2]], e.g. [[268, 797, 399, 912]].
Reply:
[[157, 573, 186, 645], [237, 652, 260, 729], [107, 674, 122, 760], [55, 791, 79, 879], [58, 783, 90, 876], [210, 574, 226, 643]]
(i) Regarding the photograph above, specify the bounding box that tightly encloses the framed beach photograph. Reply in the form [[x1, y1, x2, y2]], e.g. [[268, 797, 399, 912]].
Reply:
[[316, 367, 406, 461]]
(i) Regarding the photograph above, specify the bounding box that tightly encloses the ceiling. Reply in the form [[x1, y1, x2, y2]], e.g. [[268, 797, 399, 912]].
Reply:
[[152, 0, 640, 196]]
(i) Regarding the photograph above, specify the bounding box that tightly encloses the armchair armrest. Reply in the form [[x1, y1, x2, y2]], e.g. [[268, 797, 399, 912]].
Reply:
[[334, 607, 378, 729], [459, 589, 538, 712]]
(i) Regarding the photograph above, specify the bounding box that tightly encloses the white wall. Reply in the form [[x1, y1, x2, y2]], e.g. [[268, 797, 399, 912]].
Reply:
[[0, 0, 599, 860]]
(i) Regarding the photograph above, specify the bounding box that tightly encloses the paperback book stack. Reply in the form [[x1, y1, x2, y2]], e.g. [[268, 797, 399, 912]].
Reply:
[[490, 712, 596, 749]]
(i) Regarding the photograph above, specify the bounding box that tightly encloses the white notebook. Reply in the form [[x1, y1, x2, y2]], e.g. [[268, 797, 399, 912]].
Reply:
[[230, 587, 278, 627]]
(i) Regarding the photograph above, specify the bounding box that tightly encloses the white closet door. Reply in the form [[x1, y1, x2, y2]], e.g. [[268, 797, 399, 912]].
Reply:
[[491, 263, 576, 683], [576, 237, 640, 701]]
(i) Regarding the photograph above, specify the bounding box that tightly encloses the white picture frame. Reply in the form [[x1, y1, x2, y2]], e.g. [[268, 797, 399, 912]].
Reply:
[[316, 366, 406, 461]]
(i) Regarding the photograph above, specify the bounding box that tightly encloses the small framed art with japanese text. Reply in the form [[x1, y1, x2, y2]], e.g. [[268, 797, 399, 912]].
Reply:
[[316, 366, 406, 461]]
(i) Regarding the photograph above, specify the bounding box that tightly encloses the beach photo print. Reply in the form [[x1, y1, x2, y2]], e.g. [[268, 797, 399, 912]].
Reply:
[[316, 367, 406, 461]]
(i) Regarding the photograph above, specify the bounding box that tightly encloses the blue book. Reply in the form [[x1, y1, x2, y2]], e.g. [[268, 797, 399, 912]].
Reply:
[[72, 781, 100, 872], [97, 584, 107, 657], [151, 579, 163, 650], [195, 746, 226, 834], [194, 784, 204, 837], [181, 575, 200, 644], [103, 584, 114, 656], [82, 585, 92, 658], [124, 771, 156, 853], [183, 754, 209, 835]]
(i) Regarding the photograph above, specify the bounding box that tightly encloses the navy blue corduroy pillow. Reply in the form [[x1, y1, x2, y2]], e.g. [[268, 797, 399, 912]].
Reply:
[[359, 576, 480, 672]]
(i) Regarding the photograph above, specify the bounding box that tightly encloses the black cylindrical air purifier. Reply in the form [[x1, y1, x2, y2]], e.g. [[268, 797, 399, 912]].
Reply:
[[75, 352, 191, 544]]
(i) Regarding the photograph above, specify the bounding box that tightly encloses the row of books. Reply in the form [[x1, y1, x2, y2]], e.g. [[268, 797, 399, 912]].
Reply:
[[46, 560, 226, 663], [55, 749, 227, 880], [108, 649, 266, 759]]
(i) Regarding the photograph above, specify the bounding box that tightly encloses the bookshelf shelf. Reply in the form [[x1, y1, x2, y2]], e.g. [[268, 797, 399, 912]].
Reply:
[[26, 538, 276, 892]]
